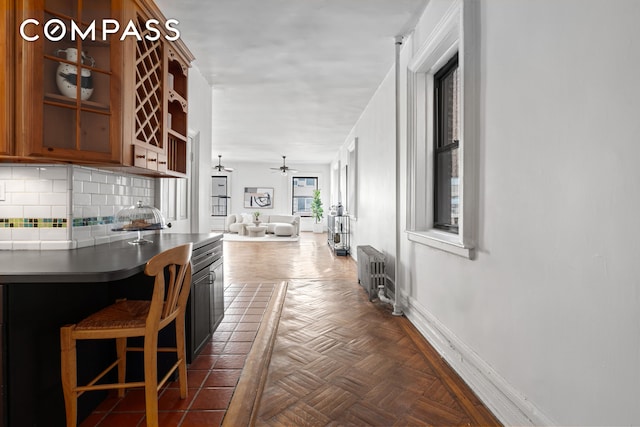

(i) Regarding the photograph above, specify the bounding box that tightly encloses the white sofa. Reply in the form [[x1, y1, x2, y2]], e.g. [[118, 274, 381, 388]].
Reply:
[[226, 213, 300, 237]]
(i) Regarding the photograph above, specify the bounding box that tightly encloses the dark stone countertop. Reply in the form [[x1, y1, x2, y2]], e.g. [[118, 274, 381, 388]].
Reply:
[[0, 232, 222, 284]]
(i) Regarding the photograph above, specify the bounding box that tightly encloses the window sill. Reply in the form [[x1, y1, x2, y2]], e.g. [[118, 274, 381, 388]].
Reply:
[[406, 229, 473, 259]]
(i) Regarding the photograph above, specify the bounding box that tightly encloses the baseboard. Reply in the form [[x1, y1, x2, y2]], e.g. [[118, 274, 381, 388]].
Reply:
[[403, 296, 556, 426]]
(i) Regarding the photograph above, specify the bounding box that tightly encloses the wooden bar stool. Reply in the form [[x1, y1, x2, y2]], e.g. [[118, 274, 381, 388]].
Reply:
[[60, 243, 193, 427]]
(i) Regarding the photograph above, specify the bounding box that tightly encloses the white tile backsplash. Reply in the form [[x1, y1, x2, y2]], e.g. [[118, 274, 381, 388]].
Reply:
[[40, 192, 67, 206], [0, 228, 11, 240], [52, 205, 68, 218], [40, 167, 68, 180], [11, 228, 40, 241], [0, 164, 156, 250], [12, 241, 42, 250], [0, 205, 24, 217], [83, 181, 101, 193], [5, 180, 25, 192], [10, 166, 39, 179], [41, 240, 75, 250], [12, 192, 40, 205], [39, 227, 68, 241], [53, 179, 68, 192], [25, 179, 52, 193], [24, 205, 52, 218], [74, 193, 92, 206]]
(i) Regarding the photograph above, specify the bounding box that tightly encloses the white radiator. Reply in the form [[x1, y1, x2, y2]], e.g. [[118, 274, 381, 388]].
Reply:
[[357, 245, 386, 301]]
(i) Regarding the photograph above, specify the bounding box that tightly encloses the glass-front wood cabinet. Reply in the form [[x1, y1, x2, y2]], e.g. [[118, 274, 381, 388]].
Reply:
[[15, 0, 122, 163]]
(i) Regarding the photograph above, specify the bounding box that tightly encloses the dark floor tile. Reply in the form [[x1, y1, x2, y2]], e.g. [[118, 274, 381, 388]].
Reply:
[[204, 369, 242, 387], [158, 387, 196, 411], [190, 388, 234, 410], [79, 412, 105, 427], [189, 354, 218, 370], [155, 411, 185, 427], [92, 391, 121, 413], [211, 331, 232, 341], [241, 314, 263, 322], [214, 354, 247, 369], [223, 341, 253, 354], [95, 412, 144, 427], [169, 368, 208, 389], [229, 331, 257, 341], [234, 322, 260, 331], [180, 410, 225, 427], [112, 389, 146, 412]]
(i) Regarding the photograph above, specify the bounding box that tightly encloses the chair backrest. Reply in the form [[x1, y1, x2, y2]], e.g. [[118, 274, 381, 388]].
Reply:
[[144, 243, 193, 326]]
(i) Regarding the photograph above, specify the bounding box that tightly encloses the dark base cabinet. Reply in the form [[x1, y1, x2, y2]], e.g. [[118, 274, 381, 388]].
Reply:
[[0, 233, 224, 427], [4, 282, 115, 427], [211, 258, 224, 332], [188, 238, 223, 362]]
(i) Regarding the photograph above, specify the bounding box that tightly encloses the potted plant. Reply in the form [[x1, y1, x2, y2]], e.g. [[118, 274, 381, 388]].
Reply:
[[311, 189, 324, 233], [253, 211, 261, 225]]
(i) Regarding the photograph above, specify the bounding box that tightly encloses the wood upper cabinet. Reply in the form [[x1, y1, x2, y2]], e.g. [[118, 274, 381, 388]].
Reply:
[[121, 0, 194, 177], [15, 0, 122, 163], [1, 5, 15, 156], [6, 0, 194, 176]]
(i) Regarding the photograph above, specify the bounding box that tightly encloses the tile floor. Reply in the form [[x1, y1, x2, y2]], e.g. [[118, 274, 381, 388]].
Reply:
[[79, 282, 277, 427]]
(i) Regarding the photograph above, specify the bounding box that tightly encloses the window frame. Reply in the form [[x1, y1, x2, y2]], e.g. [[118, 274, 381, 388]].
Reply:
[[405, 0, 478, 259], [211, 175, 228, 217], [433, 53, 460, 234], [291, 176, 318, 217]]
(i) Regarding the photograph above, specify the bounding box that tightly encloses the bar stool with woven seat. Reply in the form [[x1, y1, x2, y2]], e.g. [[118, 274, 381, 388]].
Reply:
[[60, 243, 193, 427]]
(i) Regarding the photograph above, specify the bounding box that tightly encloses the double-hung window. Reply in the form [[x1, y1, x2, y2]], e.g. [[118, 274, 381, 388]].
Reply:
[[433, 54, 460, 233], [292, 177, 318, 217], [406, 0, 478, 259], [211, 176, 228, 216]]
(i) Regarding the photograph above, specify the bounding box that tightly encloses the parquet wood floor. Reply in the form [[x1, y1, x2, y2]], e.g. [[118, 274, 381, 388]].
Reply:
[[224, 232, 501, 427]]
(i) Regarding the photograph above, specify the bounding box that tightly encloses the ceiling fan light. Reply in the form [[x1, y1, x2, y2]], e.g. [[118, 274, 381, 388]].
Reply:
[[215, 154, 233, 173]]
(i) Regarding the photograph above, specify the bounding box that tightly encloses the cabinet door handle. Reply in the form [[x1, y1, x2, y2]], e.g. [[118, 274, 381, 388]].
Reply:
[[148, 158, 157, 162], [159, 161, 167, 165], [209, 272, 215, 284], [136, 154, 146, 159]]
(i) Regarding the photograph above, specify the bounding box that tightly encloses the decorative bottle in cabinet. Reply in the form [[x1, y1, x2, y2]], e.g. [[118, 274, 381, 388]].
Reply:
[[55, 48, 94, 101]]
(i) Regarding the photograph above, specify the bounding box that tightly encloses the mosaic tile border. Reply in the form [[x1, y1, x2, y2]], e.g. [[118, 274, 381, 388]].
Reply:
[[0, 218, 67, 228], [72, 216, 116, 227]]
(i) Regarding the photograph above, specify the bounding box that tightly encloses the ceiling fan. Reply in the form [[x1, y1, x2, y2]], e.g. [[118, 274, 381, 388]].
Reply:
[[213, 155, 234, 173], [270, 155, 298, 176]]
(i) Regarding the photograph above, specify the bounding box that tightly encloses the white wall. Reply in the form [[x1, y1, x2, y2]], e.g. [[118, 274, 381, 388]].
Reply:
[[335, 65, 398, 278], [184, 64, 213, 233], [218, 160, 330, 230], [345, 0, 640, 425]]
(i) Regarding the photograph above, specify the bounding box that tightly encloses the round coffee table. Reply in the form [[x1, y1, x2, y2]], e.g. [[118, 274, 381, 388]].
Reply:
[[246, 225, 267, 237]]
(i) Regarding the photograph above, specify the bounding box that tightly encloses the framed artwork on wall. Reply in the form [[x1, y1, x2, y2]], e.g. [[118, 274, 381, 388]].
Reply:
[[244, 187, 273, 208]]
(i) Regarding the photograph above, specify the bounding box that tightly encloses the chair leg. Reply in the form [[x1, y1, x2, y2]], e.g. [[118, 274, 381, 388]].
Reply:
[[60, 326, 77, 427], [116, 337, 127, 398], [175, 316, 188, 398], [143, 336, 159, 427]]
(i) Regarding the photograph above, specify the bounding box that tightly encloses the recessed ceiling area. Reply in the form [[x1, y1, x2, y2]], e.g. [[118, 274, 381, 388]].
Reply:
[[154, 0, 428, 165]]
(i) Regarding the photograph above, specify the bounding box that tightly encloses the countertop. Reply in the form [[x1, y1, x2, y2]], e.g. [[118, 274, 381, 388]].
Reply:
[[0, 232, 222, 284]]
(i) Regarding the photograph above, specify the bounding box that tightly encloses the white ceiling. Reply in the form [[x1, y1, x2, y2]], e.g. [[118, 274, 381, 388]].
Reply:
[[155, 0, 428, 166]]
